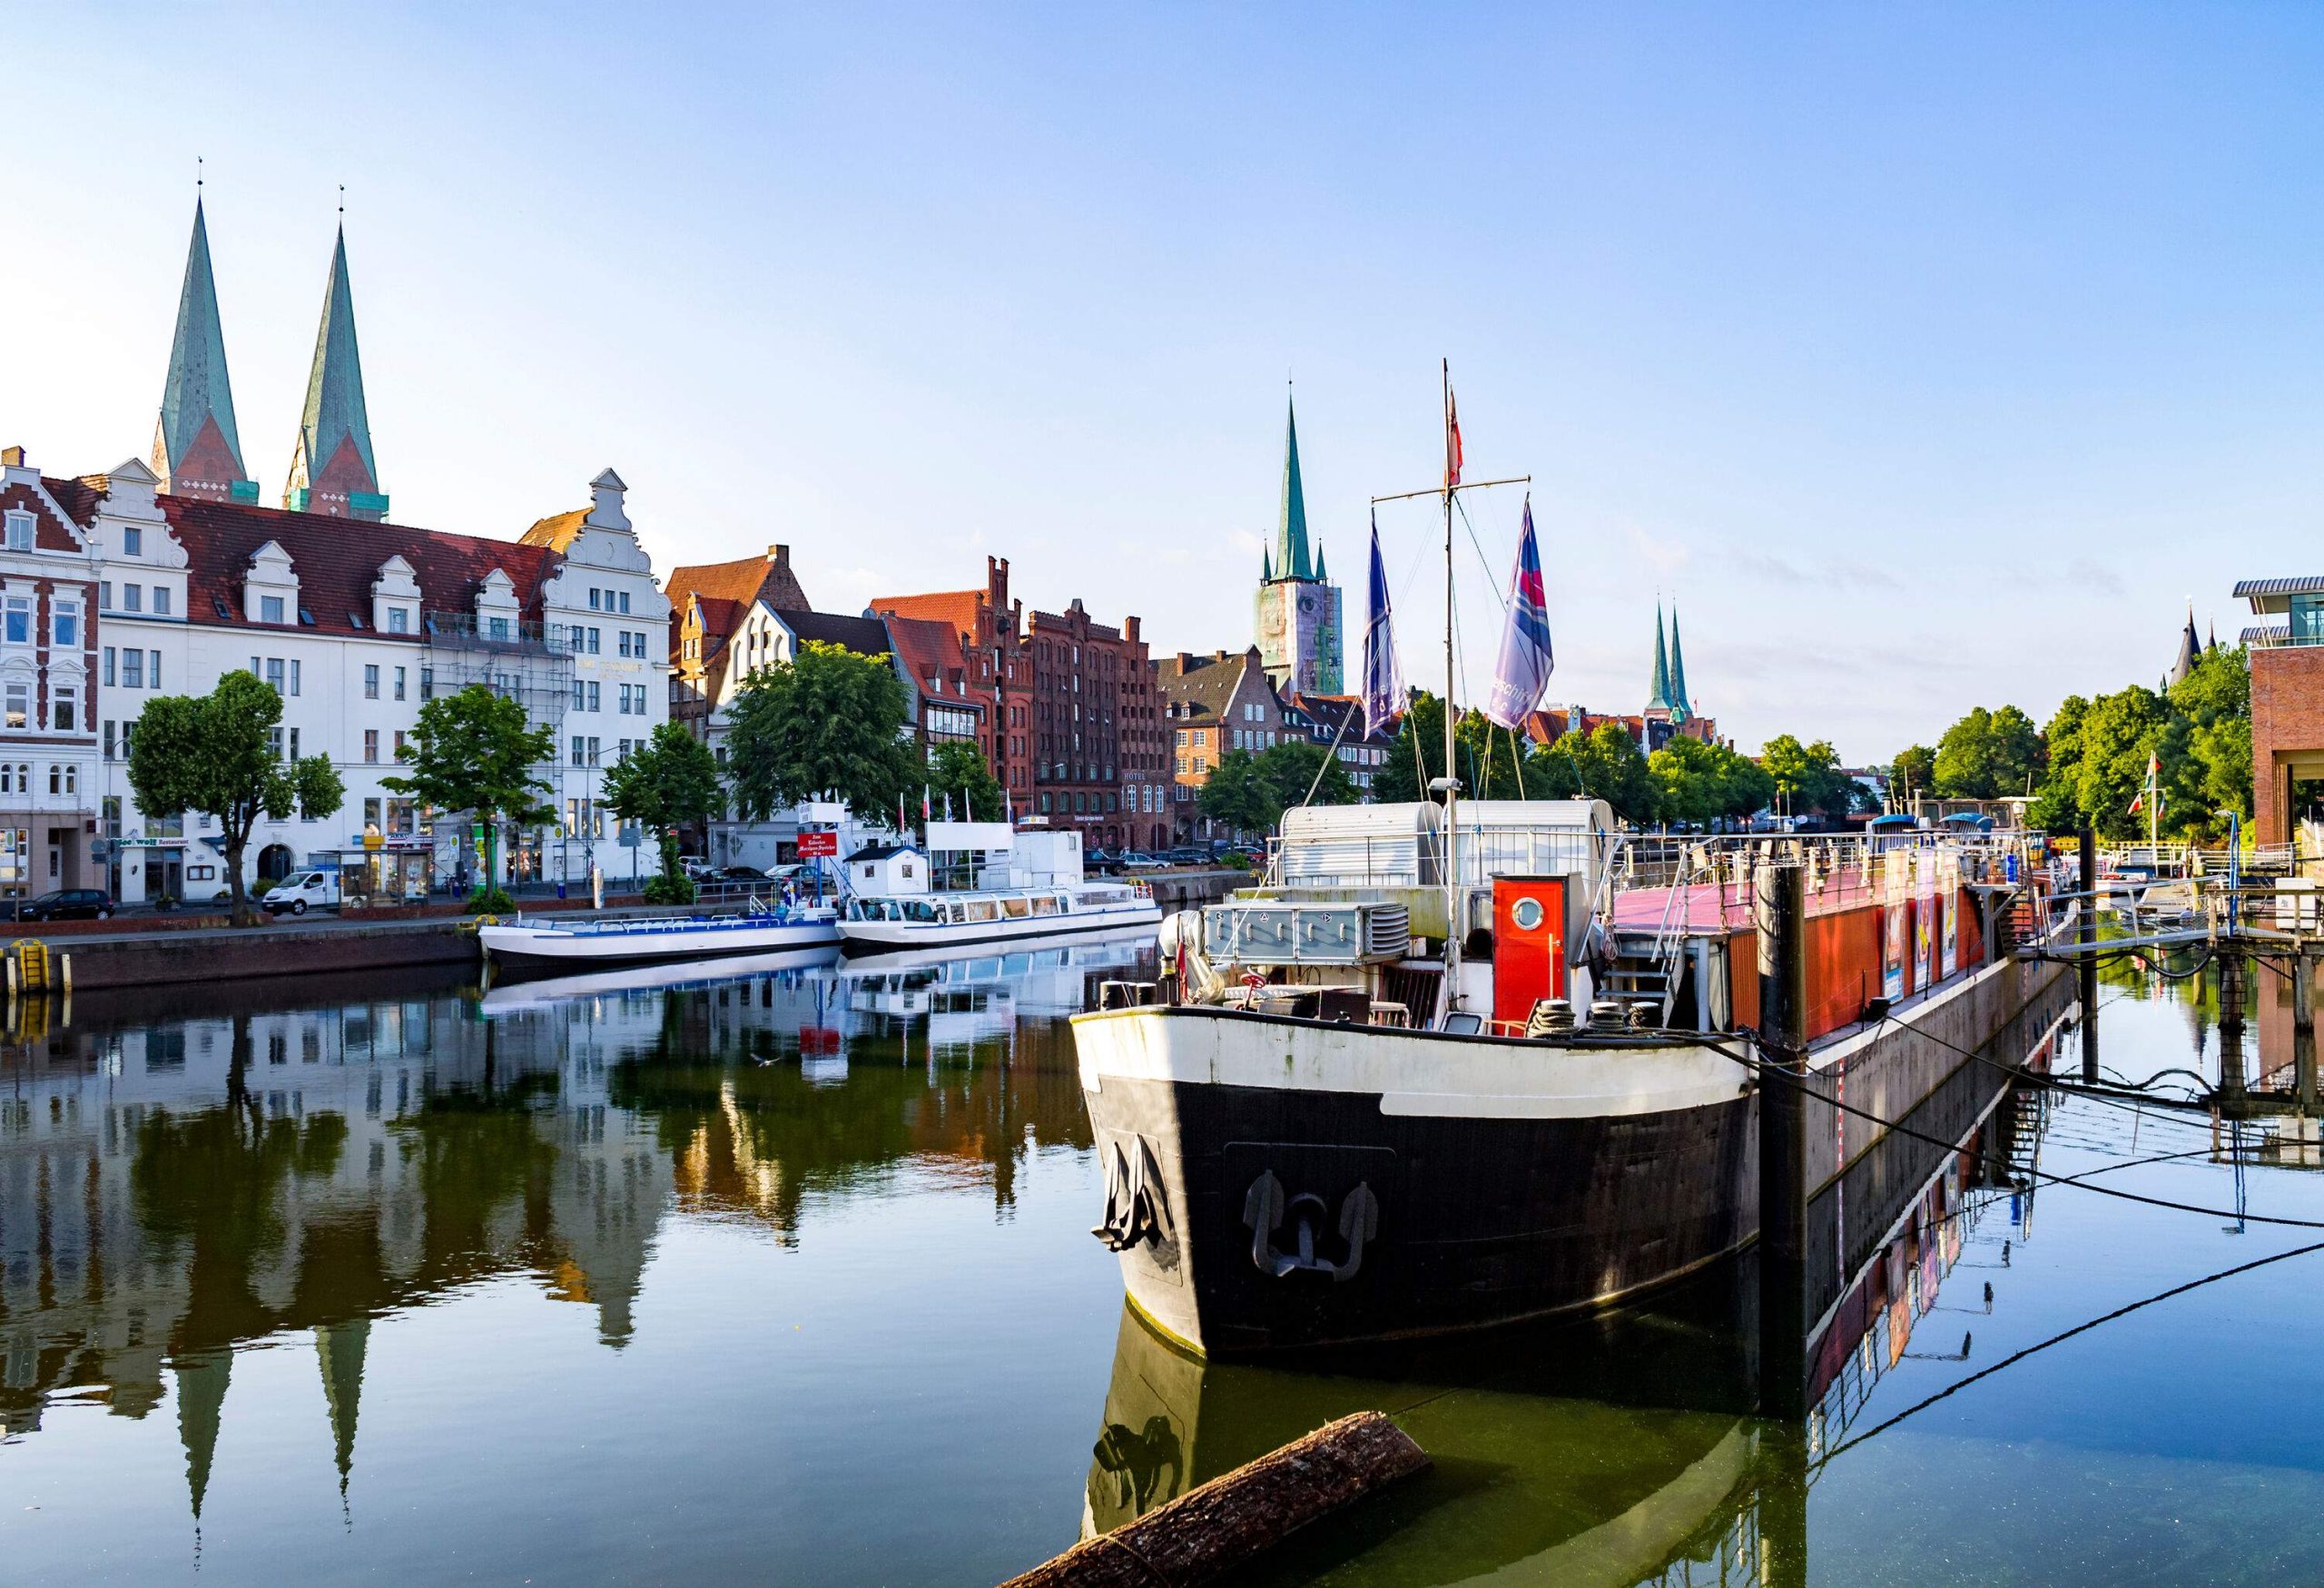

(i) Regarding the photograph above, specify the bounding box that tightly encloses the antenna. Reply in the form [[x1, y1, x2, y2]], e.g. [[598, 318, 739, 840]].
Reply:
[[338, 183, 345, 219]]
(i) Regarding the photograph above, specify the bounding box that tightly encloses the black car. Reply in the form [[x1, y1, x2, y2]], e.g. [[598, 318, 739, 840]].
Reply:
[[14, 888, 114, 922]]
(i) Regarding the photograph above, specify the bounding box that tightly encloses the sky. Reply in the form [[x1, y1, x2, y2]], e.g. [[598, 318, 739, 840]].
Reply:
[[7, 3, 2323, 762]]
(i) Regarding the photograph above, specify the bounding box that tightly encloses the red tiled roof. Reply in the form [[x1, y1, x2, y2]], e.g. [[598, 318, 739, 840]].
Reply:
[[156, 493, 560, 636], [881, 612, 971, 693], [667, 551, 811, 616], [870, 590, 983, 643]]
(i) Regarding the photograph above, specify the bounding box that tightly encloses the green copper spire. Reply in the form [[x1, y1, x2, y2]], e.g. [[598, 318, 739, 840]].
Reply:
[[174, 1349, 232, 1523], [153, 199, 256, 501], [284, 225, 386, 520], [1649, 604, 1672, 711], [316, 1320, 369, 1500], [1274, 396, 1312, 582], [1315, 541, 1327, 581], [1667, 607, 1690, 723]]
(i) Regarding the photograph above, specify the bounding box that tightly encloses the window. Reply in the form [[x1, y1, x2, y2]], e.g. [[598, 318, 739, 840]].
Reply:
[[4, 684, 25, 732], [3, 512, 31, 550], [267, 658, 285, 695], [572, 677, 586, 712], [364, 664, 379, 700], [3, 598, 28, 646], [99, 582, 112, 610], [363, 730, 379, 764], [587, 627, 602, 655], [487, 616, 510, 641], [587, 680, 601, 712], [268, 726, 283, 760], [122, 585, 142, 614], [419, 666, 434, 701], [50, 600, 77, 649], [617, 631, 632, 658], [261, 595, 285, 624], [148, 650, 161, 689], [618, 590, 631, 615], [123, 649, 143, 689], [588, 588, 602, 611], [103, 647, 115, 687], [153, 587, 171, 616], [394, 666, 407, 701], [394, 729, 407, 757], [289, 727, 300, 760], [47, 764, 59, 795], [289, 659, 300, 696], [52, 686, 74, 732], [586, 736, 600, 766], [388, 607, 409, 635], [570, 735, 587, 767]]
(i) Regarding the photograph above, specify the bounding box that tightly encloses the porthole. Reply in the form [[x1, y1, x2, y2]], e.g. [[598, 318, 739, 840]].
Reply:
[[1511, 895, 1545, 932]]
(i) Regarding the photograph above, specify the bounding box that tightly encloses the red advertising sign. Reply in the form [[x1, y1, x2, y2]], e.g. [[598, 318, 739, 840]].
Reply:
[[796, 831, 839, 858]]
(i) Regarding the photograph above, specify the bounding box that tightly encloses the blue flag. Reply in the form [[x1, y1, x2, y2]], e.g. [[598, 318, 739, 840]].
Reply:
[[1363, 515, 1407, 733], [1483, 498, 1553, 729]]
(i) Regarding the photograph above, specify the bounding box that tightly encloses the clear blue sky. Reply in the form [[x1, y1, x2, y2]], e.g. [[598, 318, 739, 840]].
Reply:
[[8, 4, 2321, 762]]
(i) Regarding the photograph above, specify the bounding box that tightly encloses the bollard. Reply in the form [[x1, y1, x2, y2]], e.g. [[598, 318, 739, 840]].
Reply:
[[1756, 859, 1810, 1421]]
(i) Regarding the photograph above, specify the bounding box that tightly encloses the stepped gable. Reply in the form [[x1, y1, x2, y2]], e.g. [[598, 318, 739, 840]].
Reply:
[[160, 494, 557, 636]]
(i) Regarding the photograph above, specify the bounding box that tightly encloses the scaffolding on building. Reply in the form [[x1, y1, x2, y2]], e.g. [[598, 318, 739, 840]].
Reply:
[[423, 611, 583, 882]]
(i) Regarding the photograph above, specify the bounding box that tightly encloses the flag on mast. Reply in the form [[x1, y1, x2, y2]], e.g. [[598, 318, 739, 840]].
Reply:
[[1362, 514, 1408, 731], [922, 784, 931, 823], [1445, 384, 1463, 488], [1483, 498, 1554, 729]]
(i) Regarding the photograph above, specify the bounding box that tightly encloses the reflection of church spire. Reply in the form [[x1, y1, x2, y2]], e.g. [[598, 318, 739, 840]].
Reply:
[[174, 1349, 232, 1524], [316, 1319, 369, 1503]]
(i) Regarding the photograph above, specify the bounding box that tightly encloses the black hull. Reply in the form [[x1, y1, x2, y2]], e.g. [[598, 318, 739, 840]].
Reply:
[[1083, 1071, 1756, 1358]]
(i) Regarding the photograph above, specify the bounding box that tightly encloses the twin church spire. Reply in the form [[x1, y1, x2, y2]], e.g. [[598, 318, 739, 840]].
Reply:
[[1648, 603, 1690, 724], [153, 197, 385, 521]]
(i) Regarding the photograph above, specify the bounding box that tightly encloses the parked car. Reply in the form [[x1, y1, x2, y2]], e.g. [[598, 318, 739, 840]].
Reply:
[[719, 865, 769, 881], [680, 858, 719, 882], [1117, 852, 1164, 871], [1085, 847, 1120, 874], [261, 869, 342, 916], [1162, 846, 1209, 865], [12, 888, 114, 922]]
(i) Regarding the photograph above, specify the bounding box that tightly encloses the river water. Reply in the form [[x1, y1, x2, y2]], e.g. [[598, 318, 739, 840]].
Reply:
[[4, 931, 2322, 1584]]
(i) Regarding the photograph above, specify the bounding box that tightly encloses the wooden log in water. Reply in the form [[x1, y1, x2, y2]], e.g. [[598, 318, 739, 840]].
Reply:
[[1000, 1410, 1428, 1588]]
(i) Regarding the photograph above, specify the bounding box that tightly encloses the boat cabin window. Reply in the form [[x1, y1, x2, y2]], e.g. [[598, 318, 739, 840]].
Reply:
[[904, 900, 941, 923], [968, 900, 999, 922], [1032, 894, 1062, 916], [1002, 896, 1029, 919], [1439, 1011, 1484, 1035]]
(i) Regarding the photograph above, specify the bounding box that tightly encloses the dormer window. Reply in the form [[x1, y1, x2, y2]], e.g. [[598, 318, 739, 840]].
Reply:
[[4, 513, 31, 551], [123, 525, 143, 557], [261, 595, 285, 625], [388, 607, 409, 635]]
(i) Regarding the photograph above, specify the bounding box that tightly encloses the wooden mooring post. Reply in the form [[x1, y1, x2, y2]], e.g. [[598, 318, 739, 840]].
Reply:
[[1755, 859, 1810, 1422], [1000, 1411, 1428, 1587]]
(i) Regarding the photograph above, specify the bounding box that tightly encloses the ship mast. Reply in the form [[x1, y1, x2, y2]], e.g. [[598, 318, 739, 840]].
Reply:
[[1371, 361, 1528, 1017]]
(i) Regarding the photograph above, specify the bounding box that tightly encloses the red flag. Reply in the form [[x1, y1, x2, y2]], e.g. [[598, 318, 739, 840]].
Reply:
[[1445, 387, 1463, 488]]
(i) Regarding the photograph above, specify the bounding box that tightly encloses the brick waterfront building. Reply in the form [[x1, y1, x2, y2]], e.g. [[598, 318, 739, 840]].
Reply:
[[872, 557, 1029, 797], [1025, 598, 1157, 849], [1156, 646, 1291, 842], [2238, 577, 2324, 846]]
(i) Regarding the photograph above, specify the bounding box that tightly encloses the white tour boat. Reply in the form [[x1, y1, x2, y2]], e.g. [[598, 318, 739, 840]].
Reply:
[[837, 820, 1160, 954], [479, 902, 841, 973]]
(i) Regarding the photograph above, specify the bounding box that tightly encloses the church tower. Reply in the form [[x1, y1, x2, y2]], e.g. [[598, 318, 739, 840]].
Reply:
[[283, 226, 388, 520], [1253, 396, 1344, 695], [153, 198, 258, 502]]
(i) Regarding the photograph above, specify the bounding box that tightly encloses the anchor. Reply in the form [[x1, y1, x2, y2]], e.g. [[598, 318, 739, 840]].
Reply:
[[1092, 1136, 1174, 1252], [1242, 1170, 1379, 1281]]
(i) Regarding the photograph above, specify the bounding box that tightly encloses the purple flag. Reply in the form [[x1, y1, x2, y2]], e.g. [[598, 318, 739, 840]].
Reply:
[[1483, 498, 1553, 729]]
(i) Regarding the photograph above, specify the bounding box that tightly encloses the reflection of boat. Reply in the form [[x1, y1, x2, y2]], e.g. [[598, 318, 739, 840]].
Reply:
[[1083, 1302, 1764, 1587], [478, 944, 843, 1014], [478, 904, 841, 972], [832, 923, 1157, 984]]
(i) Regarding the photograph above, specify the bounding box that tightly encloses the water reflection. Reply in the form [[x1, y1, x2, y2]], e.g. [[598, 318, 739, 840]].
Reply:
[[0, 932, 1151, 1535]]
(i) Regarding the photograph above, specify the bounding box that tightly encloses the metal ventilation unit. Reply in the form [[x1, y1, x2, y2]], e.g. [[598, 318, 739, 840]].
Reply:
[[1204, 901, 1411, 967]]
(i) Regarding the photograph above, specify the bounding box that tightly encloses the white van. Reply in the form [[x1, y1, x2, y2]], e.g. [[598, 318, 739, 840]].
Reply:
[[262, 869, 342, 916]]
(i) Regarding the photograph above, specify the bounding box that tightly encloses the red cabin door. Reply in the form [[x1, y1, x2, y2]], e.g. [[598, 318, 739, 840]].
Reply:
[[1492, 876, 1567, 1032]]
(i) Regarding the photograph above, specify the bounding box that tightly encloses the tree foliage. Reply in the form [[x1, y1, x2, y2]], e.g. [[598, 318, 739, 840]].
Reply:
[[1196, 741, 1361, 837], [1933, 705, 2045, 799], [1648, 734, 1774, 828], [1561, 724, 1659, 824], [1196, 748, 1275, 834], [603, 722, 723, 896], [2025, 647, 2251, 842], [727, 641, 918, 824], [1759, 734, 1859, 820], [383, 685, 556, 902], [923, 739, 1007, 826], [127, 670, 345, 924], [1889, 744, 1936, 806]]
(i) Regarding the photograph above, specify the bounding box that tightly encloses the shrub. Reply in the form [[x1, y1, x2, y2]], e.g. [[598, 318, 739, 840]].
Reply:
[[466, 886, 517, 915], [642, 873, 697, 906]]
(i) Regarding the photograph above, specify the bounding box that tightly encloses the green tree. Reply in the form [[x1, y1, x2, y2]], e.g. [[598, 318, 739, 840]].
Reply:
[[2169, 646, 2252, 832], [1196, 748, 1276, 835], [1567, 723, 1659, 824], [1889, 744, 1936, 807], [2070, 685, 2172, 840], [603, 723, 724, 902], [127, 670, 346, 925], [383, 684, 556, 908], [1650, 735, 1775, 827], [1759, 734, 1857, 821], [2028, 695, 2090, 832], [924, 740, 1007, 825], [1933, 705, 2045, 799], [1371, 693, 1446, 804], [727, 641, 918, 825], [1256, 738, 1359, 814]]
